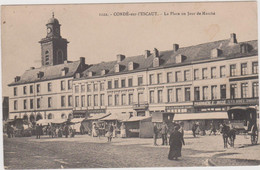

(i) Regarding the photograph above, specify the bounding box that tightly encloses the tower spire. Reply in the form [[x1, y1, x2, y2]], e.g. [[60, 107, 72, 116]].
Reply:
[[52, 12, 54, 18]]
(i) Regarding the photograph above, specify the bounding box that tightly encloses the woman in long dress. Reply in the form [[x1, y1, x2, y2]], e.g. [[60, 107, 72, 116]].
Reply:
[[168, 126, 185, 160], [92, 123, 97, 137], [120, 123, 126, 138]]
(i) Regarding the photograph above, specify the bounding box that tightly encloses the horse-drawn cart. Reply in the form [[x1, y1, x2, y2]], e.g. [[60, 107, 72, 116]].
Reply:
[[227, 106, 258, 145]]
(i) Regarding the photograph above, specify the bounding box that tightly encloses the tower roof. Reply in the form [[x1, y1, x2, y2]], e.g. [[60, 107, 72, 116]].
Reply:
[[47, 12, 59, 25]]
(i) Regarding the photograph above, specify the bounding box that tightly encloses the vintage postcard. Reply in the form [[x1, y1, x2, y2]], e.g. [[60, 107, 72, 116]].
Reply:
[[1, 1, 259, 169]]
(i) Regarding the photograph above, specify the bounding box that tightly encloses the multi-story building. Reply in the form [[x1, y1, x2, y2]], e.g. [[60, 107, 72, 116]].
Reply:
[[73, 33, 258, 129], [8, 15, 87, 122]]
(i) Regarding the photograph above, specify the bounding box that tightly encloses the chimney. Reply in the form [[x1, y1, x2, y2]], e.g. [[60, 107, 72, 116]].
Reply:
[[80, 57, 85, 64], [30, 67, 35, 70], [173, 44, 179, 52], [14, 76, 21, 82], [117, 54, 125, 63], [153, 48, 159, 57], [230, 33, 237, 44], [144, 50, 151, 58], [61, 67, 68, 76]]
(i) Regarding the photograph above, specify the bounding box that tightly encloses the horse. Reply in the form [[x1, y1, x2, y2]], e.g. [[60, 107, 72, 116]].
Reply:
[[220, 124, 236, 148]]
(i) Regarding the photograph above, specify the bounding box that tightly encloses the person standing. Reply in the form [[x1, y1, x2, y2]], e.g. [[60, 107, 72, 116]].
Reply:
[[209, 122, 216, 136], [179, 122, 184, 137], [64, 125, 69, 138], [107, 123, 114, 142], [36, 124, 41, 139], [161, 122, 168, 145], [192, 122, 197, 137], [221, 123, 230, 148], [168, 126, 185, 160], [120, 123, 126, 138], [153, 123, 159, 146]]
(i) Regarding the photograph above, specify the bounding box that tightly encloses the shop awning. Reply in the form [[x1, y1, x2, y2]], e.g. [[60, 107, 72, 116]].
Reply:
[[173, 112, 228, 121], [87, 113, 111, 120], [100, 113, 129, 121], [70, 118, 85, 123], [123, 116, 152, 122]]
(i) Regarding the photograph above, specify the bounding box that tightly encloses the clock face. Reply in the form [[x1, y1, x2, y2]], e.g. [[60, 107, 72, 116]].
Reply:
[[47, 27, 52, 33]]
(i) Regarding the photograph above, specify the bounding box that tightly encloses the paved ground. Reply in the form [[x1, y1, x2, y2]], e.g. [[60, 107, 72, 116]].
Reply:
[[3, 132, 260, 169]]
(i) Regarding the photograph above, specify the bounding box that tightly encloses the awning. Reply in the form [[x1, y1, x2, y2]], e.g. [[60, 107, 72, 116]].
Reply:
[[87, 113, 111, 120], [100, 113, 129, 121], [37, 119, 67, 125], [70, 118, 85, 123], [173, 112, 228, 121], [123, 116, 152, 122]]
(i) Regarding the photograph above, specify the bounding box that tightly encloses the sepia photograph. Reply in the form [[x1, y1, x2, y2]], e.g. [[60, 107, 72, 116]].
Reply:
[[1, 1, 259, 169]]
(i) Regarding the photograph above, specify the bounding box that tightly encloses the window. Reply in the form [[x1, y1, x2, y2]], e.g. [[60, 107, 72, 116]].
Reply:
[[211, 67, 216, 78], [202, 86, 208, 100], [252, 62, 258, 74], [167, 89, 173, 102], [48, 113, 53, 119], [149, 74, 154, 85], [184, 70, 190, 81], [121, 79, 126, 88], [30, 99, 33, 109], [138, 76, 143, 86], [230, 84, 237, 99], [220, 85, 226, 99], [241, 83, 248, 98], [202, 68, 207, 79], [230, 64, 236, 77], [129, 94, 133, 105], [68, 95, 72, 107], [87, 95, 92, 106], [45, 50, 49, 65], [61, 81, 65, 91], [100, 82, 104, 91], [241, 63, 247, 75], [68, 80, 72, 90], [138, 92, 144, 104], [94, 95, 98, 106], [121, 94, 126, 105], [61, 96, 66, 107], [220, 66, 226, 78], [185, 88, 190, 101], [14, 100, 17, 110], [157, 90, 163, 103], [211, 85, 217, 100], [30, 85, 33, 94], [175, 71, 181, 82], [108, 95, 112, 106], [194, 87, 200, 101], [108, 81, 112, 89], [48, 83, 52, 92], [23, 86, 27, 95], [75, 85, 79, 93], [157, 73, 162, 84], [48, 97, 52, 108], [87, 84, 91, 92], [23, 100, 27, 110], [94, 84, 98, 91], [194, 69, 199, 80], [253, 82, 259, 98], [167, 72, 173, 83], [114, 80, 119, 88], [100, 94, 105, 106], [14, 87, 17, 96], [37, 98, 41, 108], [128, 78, 133, 87], [115, 94, 119, 105], [150, 91, 155, 103], [176, 88, 182, 102], [75, 96, 79, 107], [81, 84, 85, 92], [36, 84, 40, 93]]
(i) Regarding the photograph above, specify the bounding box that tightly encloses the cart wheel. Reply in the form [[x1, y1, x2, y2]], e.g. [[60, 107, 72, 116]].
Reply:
[[251, 129, 258, 145]]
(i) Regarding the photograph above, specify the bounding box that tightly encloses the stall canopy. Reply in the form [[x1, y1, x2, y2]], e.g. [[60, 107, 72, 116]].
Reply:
[[100, 113, 129, 121], [37, 119, 67, 125], [86, 113, 111, 121], [123, 116, 151, 122], [70, 118, 85, 123], [173, 112, 228, 121]]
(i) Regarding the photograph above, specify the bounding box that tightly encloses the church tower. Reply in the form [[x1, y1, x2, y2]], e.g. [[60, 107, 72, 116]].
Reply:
[[39, 13, 69, 66]]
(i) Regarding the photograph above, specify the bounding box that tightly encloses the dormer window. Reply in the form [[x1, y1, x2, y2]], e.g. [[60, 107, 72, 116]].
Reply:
[[240, 43, 249, 53], [61, 67, 68, 76], [37, 72, 44, 79], [101, 69, 108, 76], [176, 54, 186, 63], [88, 71, 93, 77], [211, 48, 221, 58], [153, 57, 160, 67], [14, 76, 21, 82], [115, 64, 124, 73]]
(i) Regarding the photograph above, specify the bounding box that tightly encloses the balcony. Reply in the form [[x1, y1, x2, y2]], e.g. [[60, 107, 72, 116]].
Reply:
[[132, 102, 149, 110]]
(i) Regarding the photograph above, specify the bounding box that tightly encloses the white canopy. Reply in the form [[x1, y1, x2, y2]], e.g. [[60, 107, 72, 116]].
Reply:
[[87, 113, 111, 120], [70, 118, 85, 123], [37, 119, 66, 125], [123, 116, 151, 122], [173, 112, 228, 121]]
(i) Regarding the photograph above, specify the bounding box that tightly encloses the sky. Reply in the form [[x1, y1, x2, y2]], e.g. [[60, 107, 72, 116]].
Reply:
[[1, 2, 258, 97]]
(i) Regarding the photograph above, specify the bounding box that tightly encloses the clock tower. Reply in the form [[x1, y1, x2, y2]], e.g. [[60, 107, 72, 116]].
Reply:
[[39, 13, 69, 66]]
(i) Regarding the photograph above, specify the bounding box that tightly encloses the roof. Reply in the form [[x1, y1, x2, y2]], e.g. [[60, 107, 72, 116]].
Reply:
[[123, 116, 152, 122], [78, 38, 257, 80], [173, 112, 228, 121], [9, 61, 82, 86], [100, 113, 129, 121]]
